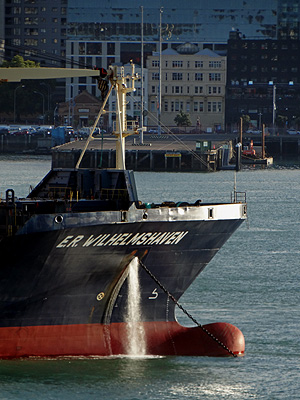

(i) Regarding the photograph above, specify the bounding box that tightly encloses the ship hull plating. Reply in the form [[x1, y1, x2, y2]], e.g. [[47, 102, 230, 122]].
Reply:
[[0, 217, 244, 357], [0, 322, 245, 358]]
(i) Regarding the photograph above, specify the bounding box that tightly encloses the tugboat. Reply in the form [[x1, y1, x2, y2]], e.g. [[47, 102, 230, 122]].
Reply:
[[0, 65, 247, 358]]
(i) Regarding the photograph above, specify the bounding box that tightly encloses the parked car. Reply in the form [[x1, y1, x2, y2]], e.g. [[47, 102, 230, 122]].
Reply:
[[148, 128, 166, 134], [287, 129, 300, 135], [246, 129, 262, 134], [64, 126, 74, 136], [14, 129, 30, 135]]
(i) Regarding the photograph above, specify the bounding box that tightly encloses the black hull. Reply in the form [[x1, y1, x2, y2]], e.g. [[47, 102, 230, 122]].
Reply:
[[0, 218, 242, 328]]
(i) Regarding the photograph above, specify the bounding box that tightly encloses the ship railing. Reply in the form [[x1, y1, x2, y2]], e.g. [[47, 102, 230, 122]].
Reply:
[[100, 188, 129, 200], [48, 186, 73, 199], [231, 190, 246, 203]]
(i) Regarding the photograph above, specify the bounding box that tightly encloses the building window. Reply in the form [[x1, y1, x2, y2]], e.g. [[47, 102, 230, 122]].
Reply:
[[164, 101, 168, 112], [152, 73, 159, 81], [172, 73, 183, 80], [152, 60, 159, 67], [195, 86, 203, 94], [87, 43, 102, 55], [186, 102, 190, 112], [79, 43, 85, 55], [24, 38, 38, 46], [208, 86, 221, 94], [208, 102, 222, 112], [209, 73, 221, 81], [152, 86, 156, 94], [195, 61, 203, 68], [172, 86, 182, 94], [12, 38, 21, 46], [194, 102, 204, 112], [24, 7, 38, 14], [172, 61, 183, 68], [209, 61, 221, 68], [195, 73, 203, 81]]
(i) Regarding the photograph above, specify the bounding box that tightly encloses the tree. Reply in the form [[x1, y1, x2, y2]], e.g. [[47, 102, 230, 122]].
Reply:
[[241, 114, 251, 131], [174, 110, 192, 127], [1, 55, 40, 68], [0, 56, 57, 122], [276, 115, 288, 128]]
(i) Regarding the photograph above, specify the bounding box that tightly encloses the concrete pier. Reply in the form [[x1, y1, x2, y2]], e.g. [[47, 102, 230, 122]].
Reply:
[[1, 133, 300, 170]]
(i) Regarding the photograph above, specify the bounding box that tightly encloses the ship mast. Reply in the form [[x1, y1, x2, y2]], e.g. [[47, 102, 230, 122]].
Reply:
[[114, 63, 138, 170], [74, 63, 138, 170]]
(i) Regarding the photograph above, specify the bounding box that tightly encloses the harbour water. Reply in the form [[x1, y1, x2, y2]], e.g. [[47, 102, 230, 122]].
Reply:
[[0, 155, 299, 399]]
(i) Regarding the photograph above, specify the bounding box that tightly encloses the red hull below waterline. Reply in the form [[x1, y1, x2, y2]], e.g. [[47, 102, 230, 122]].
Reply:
[[0, 321, 245, 358]]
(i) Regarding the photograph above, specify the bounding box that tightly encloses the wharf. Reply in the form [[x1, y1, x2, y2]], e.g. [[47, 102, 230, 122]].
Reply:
[[241, 156, 274, 166], [52, 133, 232, 172], [1, 132, 300, 170]]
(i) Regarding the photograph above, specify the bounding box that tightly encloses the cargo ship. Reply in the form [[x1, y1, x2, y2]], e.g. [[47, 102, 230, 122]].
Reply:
[[0, 65, 247, 358]]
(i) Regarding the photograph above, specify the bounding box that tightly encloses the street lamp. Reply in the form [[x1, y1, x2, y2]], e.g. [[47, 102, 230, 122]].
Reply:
[[13, 85, 25, 123], [40, 82, 51, 112], [34, 91, 45, 125], [269, 81, 276, 131]]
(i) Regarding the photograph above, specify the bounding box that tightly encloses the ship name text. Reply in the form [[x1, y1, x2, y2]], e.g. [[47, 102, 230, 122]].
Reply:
[[56, 231, 189, 248]]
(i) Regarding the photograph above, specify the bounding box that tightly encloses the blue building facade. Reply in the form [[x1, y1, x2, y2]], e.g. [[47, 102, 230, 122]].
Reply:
[[67, 0, 278, 44]]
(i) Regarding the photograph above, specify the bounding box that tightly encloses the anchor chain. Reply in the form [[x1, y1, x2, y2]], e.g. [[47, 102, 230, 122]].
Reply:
[[138, 259, 237, 357]]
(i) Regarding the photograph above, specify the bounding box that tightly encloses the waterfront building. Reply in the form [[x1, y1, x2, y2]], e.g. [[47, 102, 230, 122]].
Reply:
[[2, 0, 300, 129], [64, 63, 148, 130], [65, 1, 278, 102], [226, 30, 300, 132], [147, 44, 226, 132], [3, 0, 67, 67], [58, 89, 101, 127]]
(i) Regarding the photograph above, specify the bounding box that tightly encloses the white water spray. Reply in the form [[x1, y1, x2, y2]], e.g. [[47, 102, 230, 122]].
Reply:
[[125, 257, 147, 356]]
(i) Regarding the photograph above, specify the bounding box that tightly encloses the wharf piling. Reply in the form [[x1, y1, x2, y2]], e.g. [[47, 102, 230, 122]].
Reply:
[[52, 147, 220, 172], [2, 133, 300, 169]]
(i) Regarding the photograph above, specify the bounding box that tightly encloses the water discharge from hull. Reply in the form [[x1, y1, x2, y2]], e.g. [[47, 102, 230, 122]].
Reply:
[[125, 257, 147, 356]]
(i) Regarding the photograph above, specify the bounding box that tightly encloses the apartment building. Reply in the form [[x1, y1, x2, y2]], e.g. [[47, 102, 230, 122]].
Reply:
[[147, 44, 226, 132], [3, 0, 67, 66]]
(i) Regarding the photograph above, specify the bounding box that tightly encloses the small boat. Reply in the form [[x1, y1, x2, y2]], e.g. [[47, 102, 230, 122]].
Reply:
[[0, 65, 247, 358]]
